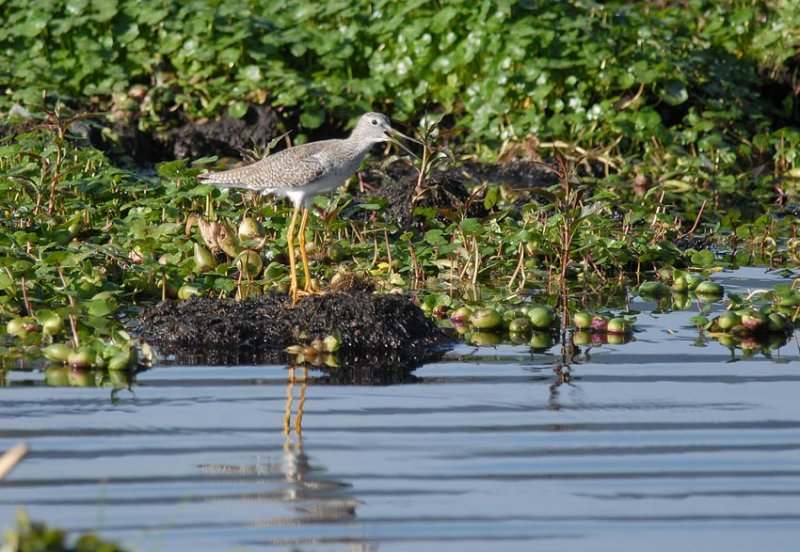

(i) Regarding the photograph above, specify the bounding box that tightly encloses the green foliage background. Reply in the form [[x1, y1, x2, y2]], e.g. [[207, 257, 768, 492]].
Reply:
[[1, 0, 798, 165]]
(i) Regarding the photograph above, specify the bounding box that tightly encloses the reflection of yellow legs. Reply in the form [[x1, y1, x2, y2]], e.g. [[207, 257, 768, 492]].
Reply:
[[283, 365, 308, 437]]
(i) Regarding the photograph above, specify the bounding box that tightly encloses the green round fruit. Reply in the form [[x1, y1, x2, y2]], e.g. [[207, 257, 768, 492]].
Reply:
[[178, 284, 202, 300], [470, 309, 503, 330], [68, 348, 95, 369], [768, 312, 789, 333], [193, 242, 217, 273], [42, 343, 72, 363], [237, 250, 263, 279], [470, 331, 502, 346], [450, 306, 473, 324], [672, 275, 688, 292], [503, 309, 528, 324], [573, 311, 592, 330], [107, 349, 133, 371], [508, 317, 531, 333], [37, 310, 63, 335], [6, 317, 31, 338], [238, 216, 266, 241], [694, 281, 724, 298], [529, 331, 554, 350], [606, 317, 631, 334], [716, 311, 741, 331], [528, 305, 555, 330], [572, 331, 591, 346], [44, 365, 70, 386], [638, 281, 670, 298]]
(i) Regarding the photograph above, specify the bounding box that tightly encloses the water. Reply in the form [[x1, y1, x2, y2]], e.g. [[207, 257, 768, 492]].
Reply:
[[1, 267, 799, 551]]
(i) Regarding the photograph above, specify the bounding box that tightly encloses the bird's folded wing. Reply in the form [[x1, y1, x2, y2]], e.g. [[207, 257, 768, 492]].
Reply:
[[198, 143, 331, 190]]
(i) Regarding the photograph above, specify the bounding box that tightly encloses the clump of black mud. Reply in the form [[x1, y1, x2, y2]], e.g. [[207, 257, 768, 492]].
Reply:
[[354, 156, 602, 228], [104, 104, 281, 165], [139, 291, 452, 383], [357, 158, 485, 227], [168, 104, 280, 160]]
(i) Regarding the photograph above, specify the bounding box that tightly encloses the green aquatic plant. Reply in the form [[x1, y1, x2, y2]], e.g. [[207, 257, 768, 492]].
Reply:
[[2, 510, 129, 552], [1, 0, 797, 202]]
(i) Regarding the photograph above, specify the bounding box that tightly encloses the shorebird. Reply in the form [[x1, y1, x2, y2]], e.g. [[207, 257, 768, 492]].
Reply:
[[197, 112, 416, 304]]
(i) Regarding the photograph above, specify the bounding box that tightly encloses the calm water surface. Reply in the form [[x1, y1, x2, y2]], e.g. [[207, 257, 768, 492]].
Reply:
[[1, 267, 799, 551]]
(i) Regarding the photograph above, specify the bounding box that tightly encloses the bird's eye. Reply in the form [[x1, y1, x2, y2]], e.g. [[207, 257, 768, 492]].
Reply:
[[370, 118, 378, 125]]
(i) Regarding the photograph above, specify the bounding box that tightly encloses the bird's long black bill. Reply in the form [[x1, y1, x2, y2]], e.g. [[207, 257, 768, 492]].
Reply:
[[386, 129, 422, 159]]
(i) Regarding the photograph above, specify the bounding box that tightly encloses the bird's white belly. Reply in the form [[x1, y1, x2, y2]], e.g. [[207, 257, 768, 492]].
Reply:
[[270, 161, 359, 208]]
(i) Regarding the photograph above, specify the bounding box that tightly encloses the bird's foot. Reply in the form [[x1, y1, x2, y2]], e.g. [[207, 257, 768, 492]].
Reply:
[[288, 287, 324, 307], [297, 288, 325, 297]]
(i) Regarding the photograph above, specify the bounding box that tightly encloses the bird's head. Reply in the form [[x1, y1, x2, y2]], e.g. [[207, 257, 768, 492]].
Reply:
[[353, 112, 420, 156]]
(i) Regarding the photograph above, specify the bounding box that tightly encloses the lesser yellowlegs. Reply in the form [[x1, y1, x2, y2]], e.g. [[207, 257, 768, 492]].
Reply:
[[197, 112, 415, 303]]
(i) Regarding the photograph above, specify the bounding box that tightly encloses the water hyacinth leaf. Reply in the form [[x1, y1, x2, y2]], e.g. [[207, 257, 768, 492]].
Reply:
[[111, 329, 131, 346], [459, 218, 482, 235], [227, 101, 248, 118], [299, 108, 325, 129], [358, 203, 384, 211], [0, 271, 13, 292], [691, 250, 717, 268], [483, 186, 499, 210], [84, 293, 117, 317], [156, 159, 190, 179], [659, 78, 689, 106], [424, 229, 447, 246]]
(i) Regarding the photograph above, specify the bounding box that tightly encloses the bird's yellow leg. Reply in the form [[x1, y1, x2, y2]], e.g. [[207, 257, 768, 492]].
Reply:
[[286, 204, 301, 303], [296, 208, 325, 296], [297, 207, 313, 291]]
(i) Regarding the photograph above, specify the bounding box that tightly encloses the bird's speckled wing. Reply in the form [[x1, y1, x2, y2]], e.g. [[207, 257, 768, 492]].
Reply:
[[197, 140, 336, 191]]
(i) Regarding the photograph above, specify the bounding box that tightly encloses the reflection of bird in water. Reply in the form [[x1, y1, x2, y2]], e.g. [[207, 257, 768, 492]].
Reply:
[[281, 365, 356, 517], [198, 364, 363, 542], [284, 365, 307, 437]]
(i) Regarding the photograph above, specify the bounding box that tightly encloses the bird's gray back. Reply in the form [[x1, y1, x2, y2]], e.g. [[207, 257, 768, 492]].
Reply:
[[198, 139, 345, 191]]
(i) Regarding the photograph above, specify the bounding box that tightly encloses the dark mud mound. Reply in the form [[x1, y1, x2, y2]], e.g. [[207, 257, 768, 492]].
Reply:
[[359, 158, 487, 227], [169, 104, 280, 159], [464, 159, 560, 189], [140, 293, 291, 351], [89, 103, 280, 165], [139, 291, 452, 374], [356, 156, 603, 228]]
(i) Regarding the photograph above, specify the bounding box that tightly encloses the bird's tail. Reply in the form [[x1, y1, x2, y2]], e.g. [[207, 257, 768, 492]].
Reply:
[[196, 166, 258, 190]]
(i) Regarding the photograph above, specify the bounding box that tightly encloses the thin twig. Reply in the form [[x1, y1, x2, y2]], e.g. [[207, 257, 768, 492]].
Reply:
[[20, 277, 33, 317], [0, 443, 28, 481], [409, 245, 422, 290], [471, 235, 480, 287], [384, 229, 393, 271], [681, 199, 707, 237], [508, 242, 526, 291], [56, 266, 80, 348]]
